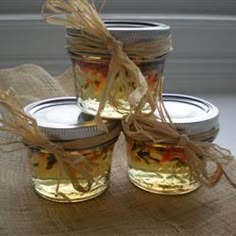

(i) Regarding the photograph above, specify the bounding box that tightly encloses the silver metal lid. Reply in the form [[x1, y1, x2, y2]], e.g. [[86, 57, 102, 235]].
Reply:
[[156, 94, 219, 138], [24, 97, 121, 141], [67, 20, 171, 45]]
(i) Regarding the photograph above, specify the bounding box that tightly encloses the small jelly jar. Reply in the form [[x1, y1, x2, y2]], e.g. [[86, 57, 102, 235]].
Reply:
[[126, 94, 219, 195], [66, 20, 171, 119], [24, 97, 121, 202]]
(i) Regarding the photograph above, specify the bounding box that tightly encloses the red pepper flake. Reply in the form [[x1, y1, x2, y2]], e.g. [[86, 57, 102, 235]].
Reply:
[[147, 70, 158, 88], [160, 147, 187, 164]]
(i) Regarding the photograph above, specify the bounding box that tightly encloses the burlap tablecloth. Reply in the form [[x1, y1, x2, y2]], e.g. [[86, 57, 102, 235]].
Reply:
[[0, 65, 236, 235]]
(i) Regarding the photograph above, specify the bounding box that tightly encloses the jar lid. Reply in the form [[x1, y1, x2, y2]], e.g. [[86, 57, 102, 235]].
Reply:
[[24, 97, 121, 141], [156, 94, 219, 139], [67, 20, 171, 45]]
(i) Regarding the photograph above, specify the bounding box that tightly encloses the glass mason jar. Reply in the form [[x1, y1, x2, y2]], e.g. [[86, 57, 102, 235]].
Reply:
[[127, 94, 219, 195], [66, 20, 171, 119], [24, 97, 121, 203]]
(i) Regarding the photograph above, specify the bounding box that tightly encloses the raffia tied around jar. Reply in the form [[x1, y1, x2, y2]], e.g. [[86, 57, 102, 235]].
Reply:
[[42, 0, 172, 131], [0, 90, 120, 200], [122, 113, 235, 187]]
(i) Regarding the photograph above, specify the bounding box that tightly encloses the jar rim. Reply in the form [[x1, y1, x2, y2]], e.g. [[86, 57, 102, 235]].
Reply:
[[66, 20, 171, 48], [66, 20, 170, 34]]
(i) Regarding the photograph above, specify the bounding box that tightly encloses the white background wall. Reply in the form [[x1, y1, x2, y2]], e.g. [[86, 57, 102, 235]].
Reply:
[[0, 0, 236, 93], [1, 0, 236, 15]]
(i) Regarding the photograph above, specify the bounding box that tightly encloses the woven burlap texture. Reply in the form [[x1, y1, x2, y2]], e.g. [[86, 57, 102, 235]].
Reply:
[[0, 64, 236, 236], [0, 64, 74, 106]]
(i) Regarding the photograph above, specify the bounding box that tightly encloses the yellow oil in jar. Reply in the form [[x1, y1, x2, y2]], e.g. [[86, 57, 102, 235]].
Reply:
[[127, 140, 200, 195], [72, 55, 165, 119], [29, 143, 114, 202]]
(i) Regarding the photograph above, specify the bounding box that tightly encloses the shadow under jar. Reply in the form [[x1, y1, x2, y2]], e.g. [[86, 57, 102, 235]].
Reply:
[[127, 94, 219, 195], [66, 20, 171, 119], [24, 97, 121, 203]]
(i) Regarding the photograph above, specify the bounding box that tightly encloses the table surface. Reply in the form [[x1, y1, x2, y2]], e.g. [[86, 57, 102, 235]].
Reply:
[[0, 133, 236, 236]]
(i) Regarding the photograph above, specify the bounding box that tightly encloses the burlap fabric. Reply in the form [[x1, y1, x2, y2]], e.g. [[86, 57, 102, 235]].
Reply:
[[0, 64, 236, 235]]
